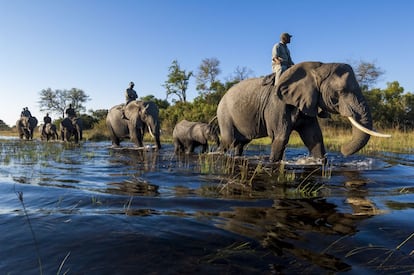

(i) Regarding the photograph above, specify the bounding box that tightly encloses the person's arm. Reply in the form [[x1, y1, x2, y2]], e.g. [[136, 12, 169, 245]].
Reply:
[[272, 44, 283, 64]]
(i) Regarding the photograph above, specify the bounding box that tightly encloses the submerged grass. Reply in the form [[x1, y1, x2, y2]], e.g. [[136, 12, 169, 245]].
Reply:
[[198, 153, 330, 199]]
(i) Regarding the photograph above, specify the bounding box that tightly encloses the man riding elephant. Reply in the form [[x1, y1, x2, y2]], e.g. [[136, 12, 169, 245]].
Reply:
[[122, 81, 138, 119], [61, 104, 82, 142]]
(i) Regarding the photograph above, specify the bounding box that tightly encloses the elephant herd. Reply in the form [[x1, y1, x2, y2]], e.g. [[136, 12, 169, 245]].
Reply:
[[106, 62, 391, 162], [18, 62, 391, 163], [16, 115, 83, 143], [105, 100, 219, 154]]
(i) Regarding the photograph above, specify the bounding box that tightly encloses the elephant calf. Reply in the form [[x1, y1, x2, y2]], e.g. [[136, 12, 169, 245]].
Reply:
[[173, 120, 220, 154]]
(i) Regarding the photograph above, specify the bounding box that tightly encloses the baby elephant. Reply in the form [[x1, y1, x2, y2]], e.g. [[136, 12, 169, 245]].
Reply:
[[173, 120, 220, 154]]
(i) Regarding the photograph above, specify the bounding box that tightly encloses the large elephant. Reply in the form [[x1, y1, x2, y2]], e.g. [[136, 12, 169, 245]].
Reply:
[[16, 116, 38, 140], [173, 119, 220, 154], [60, 117, 83, 143], [39, 123, 59, 141], [106, 100, 161, 149], [217, 61, 390, 162]]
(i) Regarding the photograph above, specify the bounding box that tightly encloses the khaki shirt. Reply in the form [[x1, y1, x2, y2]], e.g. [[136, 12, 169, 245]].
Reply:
[[272, 42, 294, 67]]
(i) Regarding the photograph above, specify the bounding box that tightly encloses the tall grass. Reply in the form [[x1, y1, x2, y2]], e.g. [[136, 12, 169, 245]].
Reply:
[[250, 127, 413, 154], [2, 123, 412, 153]]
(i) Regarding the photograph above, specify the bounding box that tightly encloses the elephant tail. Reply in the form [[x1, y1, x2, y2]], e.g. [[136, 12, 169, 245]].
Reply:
[[208, 116, 220, 137], [208, 116, 217, 125]]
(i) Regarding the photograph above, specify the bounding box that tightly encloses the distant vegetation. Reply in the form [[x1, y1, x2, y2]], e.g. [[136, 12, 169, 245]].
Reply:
[[1, 58, 413, 152]]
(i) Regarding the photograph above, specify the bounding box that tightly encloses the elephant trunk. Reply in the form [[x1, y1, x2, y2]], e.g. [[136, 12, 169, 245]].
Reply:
[[339, 96, 379, 156], [341, 118, 371, 156]]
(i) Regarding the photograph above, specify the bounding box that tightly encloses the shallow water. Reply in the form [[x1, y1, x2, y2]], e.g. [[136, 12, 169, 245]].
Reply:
[[0, 137, 413, 274]]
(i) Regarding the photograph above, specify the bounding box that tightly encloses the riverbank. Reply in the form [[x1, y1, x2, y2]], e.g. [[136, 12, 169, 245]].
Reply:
[[2, 125, 412, 154]]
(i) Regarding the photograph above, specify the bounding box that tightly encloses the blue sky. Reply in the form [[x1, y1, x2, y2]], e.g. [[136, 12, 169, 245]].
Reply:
[[1, 0, 413, 126]]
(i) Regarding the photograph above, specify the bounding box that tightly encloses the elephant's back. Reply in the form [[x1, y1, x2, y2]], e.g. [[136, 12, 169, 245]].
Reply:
[[218, 77, 267, 112], [173, 120, 206, 138], [108, 104, 123, 113], [173, 120, 195, 134]]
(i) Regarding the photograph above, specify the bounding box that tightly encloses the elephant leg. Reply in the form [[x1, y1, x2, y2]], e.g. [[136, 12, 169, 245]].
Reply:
[[269, 126, 292, 162], [155, 137, 161, 150], [130, 129, 144, 147], [269, 138, 289, 162], [217, 118, 234, 153], [187, 142, 195, 154], [297, 117, 326, 159], [108, 130, 120, 146], [173, 139, 181, 153], [201, 143, 208, 153], [235, 142, 246, 156]]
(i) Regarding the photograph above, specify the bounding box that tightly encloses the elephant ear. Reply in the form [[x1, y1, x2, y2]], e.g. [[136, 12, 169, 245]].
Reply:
[[277, 62, 327, 117]]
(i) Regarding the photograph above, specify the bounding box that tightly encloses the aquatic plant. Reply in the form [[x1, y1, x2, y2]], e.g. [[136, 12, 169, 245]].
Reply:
[[14, 188, 43, 275]]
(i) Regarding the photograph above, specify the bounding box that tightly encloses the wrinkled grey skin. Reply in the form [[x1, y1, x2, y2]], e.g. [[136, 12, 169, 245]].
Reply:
[[217, 61, 373, 162], [16, 116, 38, 140], [60, 117, 83, 143], [173, 119, 220, 154], [106, 100, 161, 149], [39, 123, 59, 141]]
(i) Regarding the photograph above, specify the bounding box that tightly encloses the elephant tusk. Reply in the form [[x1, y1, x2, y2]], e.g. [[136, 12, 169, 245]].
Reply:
[[147, 125, 155, 138], [347, 117, 392, 138]]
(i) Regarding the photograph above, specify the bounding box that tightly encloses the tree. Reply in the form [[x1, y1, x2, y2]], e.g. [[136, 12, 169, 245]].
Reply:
[[39, 88, 90, 118], [228, 65, 254, 82], [353, 60, 384, 91], [67, 88, 90, 113], [89, 109, 108, 121], [0, 119, 10, 130], [163, 60, 193, 103], [196, 57, 221, 94], [141, 95, 170, 109], [363, 81, 414, 129]]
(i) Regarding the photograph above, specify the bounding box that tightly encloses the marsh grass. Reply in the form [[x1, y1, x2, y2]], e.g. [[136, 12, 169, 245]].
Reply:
[[343, 231, 414, 272], [14, 188, 43, 275], [199, 241, 255, 264], [294, 167, 327, 197], [197, 153, 330, 198], [0, 140, 67, 165]]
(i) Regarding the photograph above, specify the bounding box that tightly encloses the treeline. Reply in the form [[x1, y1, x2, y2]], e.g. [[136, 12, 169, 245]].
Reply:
[[158, 59, 414, 132], [2, 59, 413, 133]]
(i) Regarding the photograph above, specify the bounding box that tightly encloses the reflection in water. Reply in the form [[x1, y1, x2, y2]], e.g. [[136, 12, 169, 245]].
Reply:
[[216, 198, 364, 272], [107, 176, 159, 196], [0, 140, 414, 273]]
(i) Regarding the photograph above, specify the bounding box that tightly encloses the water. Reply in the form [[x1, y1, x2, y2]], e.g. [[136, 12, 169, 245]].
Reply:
[[0, 137, 413, 274]]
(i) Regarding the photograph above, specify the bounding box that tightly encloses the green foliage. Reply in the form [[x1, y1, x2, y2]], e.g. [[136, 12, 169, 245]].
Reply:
[[79, 114, 98, 130], [363, 81, 414, 129], [89, 109, 108, 121], [140, 95, 170, 109], [163, 60, 193, 103], [0, 119, 11, 130]]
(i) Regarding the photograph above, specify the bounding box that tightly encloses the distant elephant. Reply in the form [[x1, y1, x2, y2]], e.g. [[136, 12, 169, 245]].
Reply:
[[106, 100, 161, 149], [60, 117, 83, 143], [16, 116, 38, 140], [39, 123, 59, 141], [173, 120, 220, 154], [217, 61, 390, 162]]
